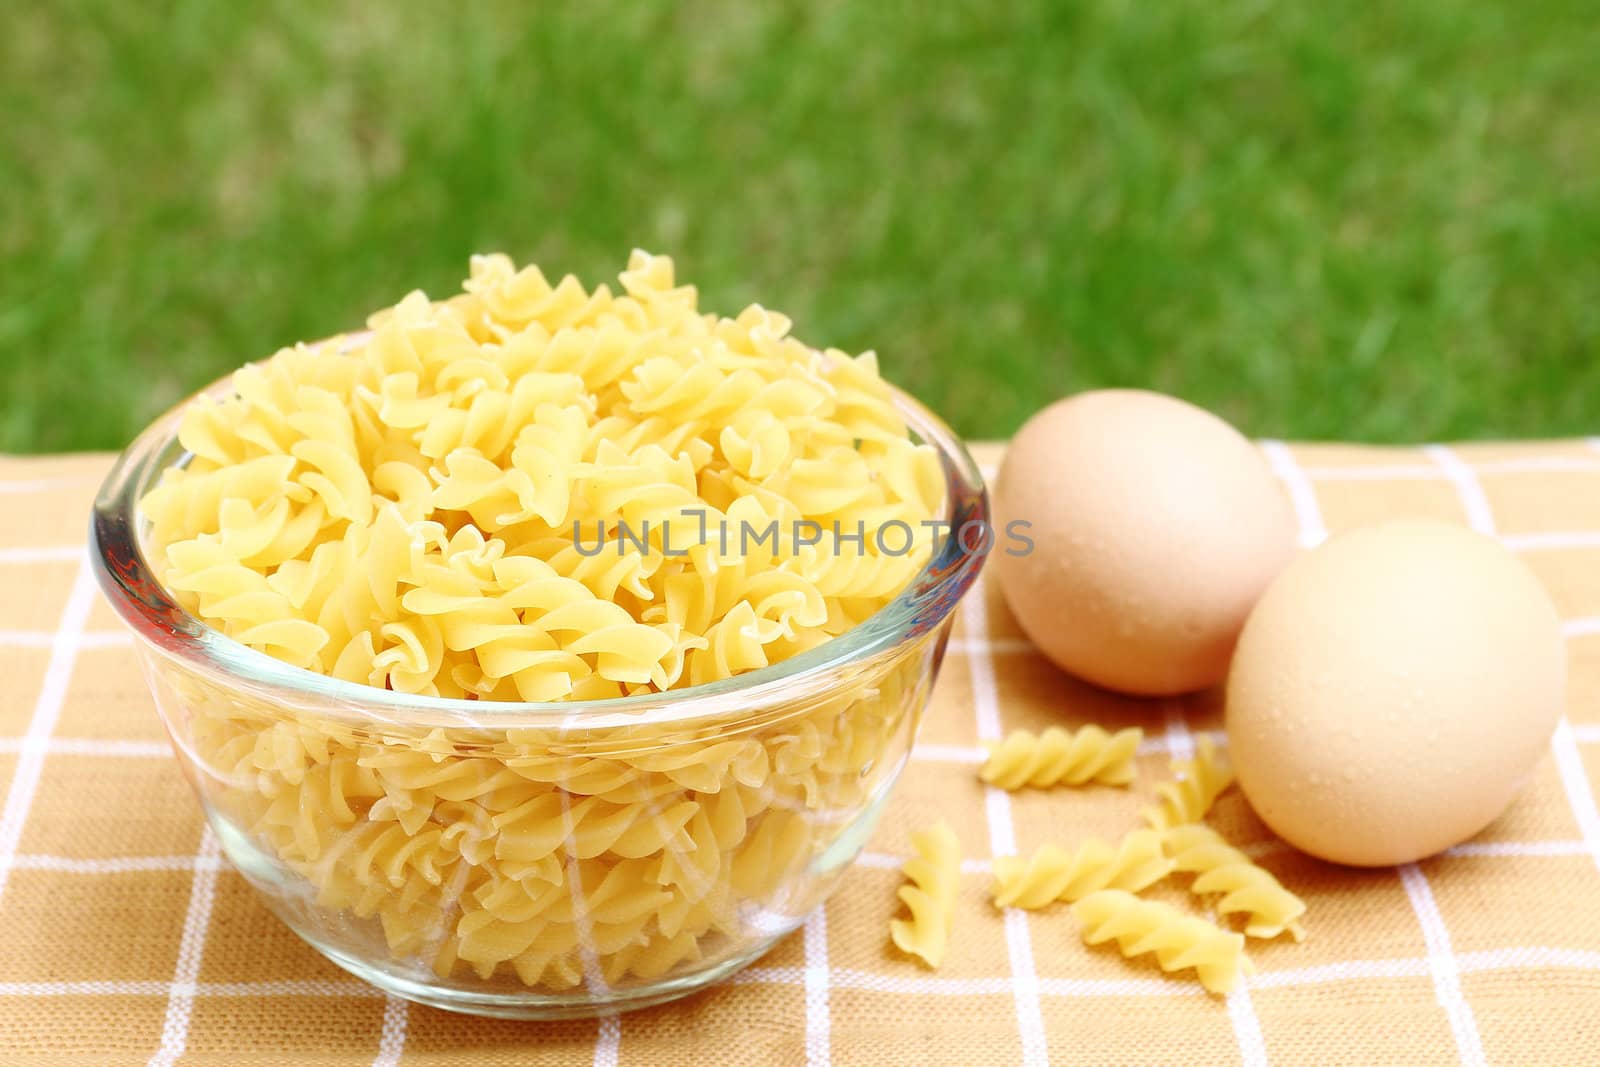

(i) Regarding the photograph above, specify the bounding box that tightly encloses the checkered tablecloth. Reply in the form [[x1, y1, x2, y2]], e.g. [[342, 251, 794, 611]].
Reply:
[[2, 441, 1599, 1066]]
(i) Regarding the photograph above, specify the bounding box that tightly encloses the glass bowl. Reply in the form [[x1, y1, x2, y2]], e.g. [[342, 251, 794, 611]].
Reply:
[[89, 363, 988, 1019]]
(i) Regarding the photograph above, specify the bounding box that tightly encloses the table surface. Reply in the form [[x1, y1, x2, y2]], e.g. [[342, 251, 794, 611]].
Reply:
[[2, 440, 1599, 1066]]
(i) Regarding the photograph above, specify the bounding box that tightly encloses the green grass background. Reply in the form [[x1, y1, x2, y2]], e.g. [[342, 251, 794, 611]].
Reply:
[[4, 1, 1598, 453]]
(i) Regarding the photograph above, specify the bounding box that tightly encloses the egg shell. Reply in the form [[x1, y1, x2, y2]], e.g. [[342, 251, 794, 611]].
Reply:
[[1226, 518, 1566, 867], [992, 389, 1297, 696]]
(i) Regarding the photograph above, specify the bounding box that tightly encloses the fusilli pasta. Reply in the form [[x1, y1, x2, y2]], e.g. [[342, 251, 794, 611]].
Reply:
[[144, 251, 942, 703], [889, 823, 961, 968], [1071, 889, 1253, 994], [1162, 825, 1307, 941], [1140, 737, 1233, 831], [138, 252, 949, 994], [991, 829, 1173, 910], [978, 725, 1142, 790]]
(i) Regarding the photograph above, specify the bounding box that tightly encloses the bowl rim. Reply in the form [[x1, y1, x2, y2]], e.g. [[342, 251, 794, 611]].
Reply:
[[90, 335, 990, 731]]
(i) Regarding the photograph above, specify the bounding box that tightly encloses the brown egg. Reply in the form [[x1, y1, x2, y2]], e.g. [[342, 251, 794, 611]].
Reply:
[[1226, 519, 1566, 866], [992, 390, 1298, 696]]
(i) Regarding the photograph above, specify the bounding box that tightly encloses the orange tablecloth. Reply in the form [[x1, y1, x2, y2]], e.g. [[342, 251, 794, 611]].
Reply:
[[2, 441, 1598, 1065]]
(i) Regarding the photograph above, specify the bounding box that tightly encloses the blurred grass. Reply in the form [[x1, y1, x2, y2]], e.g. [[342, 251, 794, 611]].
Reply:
[[3, 1, 1598, 453]]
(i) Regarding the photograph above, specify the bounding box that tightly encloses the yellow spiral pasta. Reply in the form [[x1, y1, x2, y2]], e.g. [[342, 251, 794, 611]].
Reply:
[[1140, 736, 1234, 831], [167, 546, 935, 994], [991, 829, 1173, 910], [1162, 825, 1307, 942], [143, 251, 942, 701], [889, 822, 961, 968], [1071, 889, 1253, 994], [978, 725, 1142, 790], [137, 251, 949, 993]]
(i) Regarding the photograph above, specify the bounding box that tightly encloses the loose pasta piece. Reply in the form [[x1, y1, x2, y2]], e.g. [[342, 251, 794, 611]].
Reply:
[[889, 822, 961, 968], [992, 829, 1173, 909], [1071, 889, 1253, 994], [1140, 736, 1233, 830], [1162, 825, 1307, 941], [978, 725, 1142, 790]]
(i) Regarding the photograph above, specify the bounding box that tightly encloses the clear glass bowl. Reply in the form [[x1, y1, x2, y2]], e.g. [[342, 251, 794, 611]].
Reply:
[[90, 369, 988, 1019]]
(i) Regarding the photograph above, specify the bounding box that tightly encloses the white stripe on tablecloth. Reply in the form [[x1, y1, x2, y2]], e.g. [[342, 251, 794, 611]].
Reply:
[[1260, 440, 1328, 548], [1300, 463, 1445, 481], [1548, 618, 1600, 871], [1473, 456, 1600, 475], [910, 743, 987, 765], [1500, 531, 1600, 552], [1424, 445, 1496, 535], [180, 979, 384, 997], [1562, 617, 1600, 638], [1398, 863, 1487, 1066], [593, 1014, 622, 1067], [0, 981, 174, 997], [1145, 728, 1226, 757], [1457, 946, 1600, 973], [0, 545, 85, 565], [1225, 984, 1269, 1066], [0, 629, 132, 649], [371, 996, 409, 1067], [1158, 702, 1196, 771], [1550, 719, 1600, 876], [0, 477, 97, 495], [0, 979, 385, 997], [10, 854, 225, 874], [1245, 957, 1431, 988], [961, 582, 1049, 1066], [148, 827, 222, 1067], [946, 636, 1035, 656], [0, 737, 171, 758], [804, 906, 832, 1067], [0, 630, 57, 649], [0, 556, 97, 906]]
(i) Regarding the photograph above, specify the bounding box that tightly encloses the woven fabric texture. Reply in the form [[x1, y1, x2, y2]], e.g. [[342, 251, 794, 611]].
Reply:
[[1, 440, 1598, 1066]]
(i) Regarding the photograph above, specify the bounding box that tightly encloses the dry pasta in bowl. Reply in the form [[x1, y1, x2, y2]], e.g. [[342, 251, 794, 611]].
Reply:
[[92, 252, 988, 1018]]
